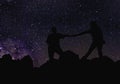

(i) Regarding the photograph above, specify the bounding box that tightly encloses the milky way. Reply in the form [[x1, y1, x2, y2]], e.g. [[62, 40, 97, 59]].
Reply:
[[0, 0, 120, 67]]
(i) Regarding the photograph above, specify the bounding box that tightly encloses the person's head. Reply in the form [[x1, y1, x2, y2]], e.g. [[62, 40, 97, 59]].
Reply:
[[51, 26, 57, 33]]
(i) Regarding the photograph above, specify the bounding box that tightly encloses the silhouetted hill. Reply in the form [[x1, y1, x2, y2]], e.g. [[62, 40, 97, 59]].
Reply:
[[0, 52, 119, 83], [35, 51, 118, 83]]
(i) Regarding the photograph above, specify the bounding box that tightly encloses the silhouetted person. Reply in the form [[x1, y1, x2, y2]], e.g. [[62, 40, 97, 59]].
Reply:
[[47, 26, 71, 61], [74, 21, 105, 60]]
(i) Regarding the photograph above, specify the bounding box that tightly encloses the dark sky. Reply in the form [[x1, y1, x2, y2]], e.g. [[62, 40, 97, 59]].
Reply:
[[0, 0, 120, 67]]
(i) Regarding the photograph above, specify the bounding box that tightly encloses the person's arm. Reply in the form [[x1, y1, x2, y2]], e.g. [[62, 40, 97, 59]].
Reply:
[[46, 37, 49, 44], [67, 30, 90, 37], [77, 30, 90, 36], [60, 30, 90, 38], [63, 35, 73, 37]]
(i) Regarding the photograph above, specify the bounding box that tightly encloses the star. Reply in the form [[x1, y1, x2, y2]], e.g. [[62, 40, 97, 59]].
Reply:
[[0, 0, 119, 67]]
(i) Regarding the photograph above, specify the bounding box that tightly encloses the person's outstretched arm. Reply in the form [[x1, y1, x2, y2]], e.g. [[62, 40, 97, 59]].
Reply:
[[63, 35, 74, 37], [60, 30, 90, 38], [67, 30, 90, 37]]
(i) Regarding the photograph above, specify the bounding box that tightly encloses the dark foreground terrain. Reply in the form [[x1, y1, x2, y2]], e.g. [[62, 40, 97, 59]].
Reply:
[[0, 51, 119, 83]]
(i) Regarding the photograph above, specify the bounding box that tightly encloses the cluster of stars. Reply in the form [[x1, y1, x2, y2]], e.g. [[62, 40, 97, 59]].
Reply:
[[0, 0, 120, 66]]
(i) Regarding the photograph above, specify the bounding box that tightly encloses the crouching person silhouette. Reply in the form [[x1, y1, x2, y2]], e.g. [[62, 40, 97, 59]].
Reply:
[[46, 26, 71, 61], [74, 21, 105, 60]]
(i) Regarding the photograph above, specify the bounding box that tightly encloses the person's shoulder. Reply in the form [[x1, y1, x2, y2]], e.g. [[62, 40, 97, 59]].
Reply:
[[48, 33, 54, 36], [57, 33, 63, 35], [83, 30, 91, 33]]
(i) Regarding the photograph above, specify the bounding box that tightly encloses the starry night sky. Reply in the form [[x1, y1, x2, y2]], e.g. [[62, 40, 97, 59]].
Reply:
[[0, 0, 120, 67]]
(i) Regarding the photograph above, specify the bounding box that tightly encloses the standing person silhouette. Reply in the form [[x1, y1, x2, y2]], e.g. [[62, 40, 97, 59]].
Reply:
[[46, 26, 71, 61], [75, 21, 105, 60]]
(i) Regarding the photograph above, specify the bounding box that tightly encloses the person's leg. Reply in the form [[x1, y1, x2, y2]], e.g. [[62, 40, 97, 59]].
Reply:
[[97, 44, 103, 57], [56, 47, 64, 56], [82, 43, 96, 60], [48, 47, 55, 60]]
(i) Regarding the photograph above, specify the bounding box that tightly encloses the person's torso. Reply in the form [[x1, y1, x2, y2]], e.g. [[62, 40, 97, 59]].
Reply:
[[47, 33, 63, 47], [90, 29, 104, 43]]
